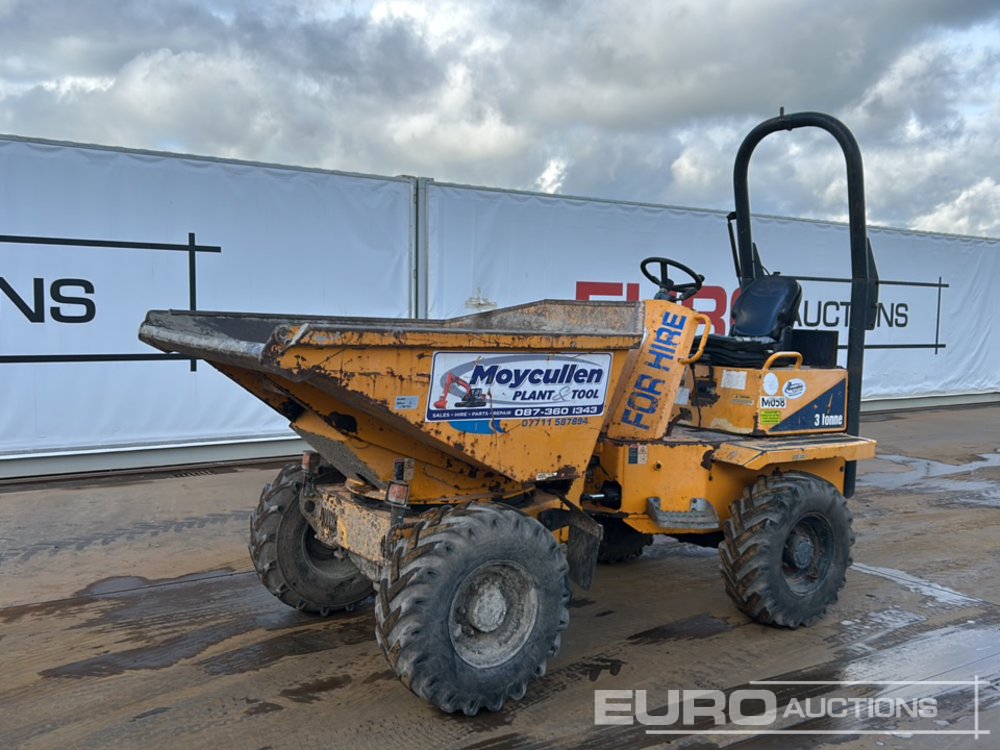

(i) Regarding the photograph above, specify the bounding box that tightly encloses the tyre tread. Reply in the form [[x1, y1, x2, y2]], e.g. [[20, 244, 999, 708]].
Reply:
[[248, 462, 371, 615], [375, 503, 570, 715], [720, 472, 854, 628]]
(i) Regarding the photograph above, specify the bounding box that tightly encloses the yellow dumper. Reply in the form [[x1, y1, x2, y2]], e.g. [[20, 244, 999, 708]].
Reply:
[[140, 111, 879, 715]]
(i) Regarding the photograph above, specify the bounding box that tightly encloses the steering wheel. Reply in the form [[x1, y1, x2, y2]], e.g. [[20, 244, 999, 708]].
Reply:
[[640, 257, 705, 302]]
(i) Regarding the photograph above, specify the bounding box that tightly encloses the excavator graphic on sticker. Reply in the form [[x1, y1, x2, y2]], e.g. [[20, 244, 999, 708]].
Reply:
[[432, 371, 503, 435], [434, 372, 488, 409]]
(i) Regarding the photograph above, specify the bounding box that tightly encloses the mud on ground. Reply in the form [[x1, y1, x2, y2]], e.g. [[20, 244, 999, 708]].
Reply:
[[1, 405, 998, 749]]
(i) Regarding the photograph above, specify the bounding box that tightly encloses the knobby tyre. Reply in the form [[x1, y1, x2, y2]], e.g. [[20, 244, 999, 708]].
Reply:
[[249, 463, 372, 615], [375, 503, 570, 715], [720, 472, 853, 628]]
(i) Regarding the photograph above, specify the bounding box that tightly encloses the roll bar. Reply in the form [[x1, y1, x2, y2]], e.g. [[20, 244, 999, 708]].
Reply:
[[732, 111, 879, 497]]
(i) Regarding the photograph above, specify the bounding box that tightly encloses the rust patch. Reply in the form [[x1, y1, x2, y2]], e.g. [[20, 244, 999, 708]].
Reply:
[[700, 448, 714, 470], [692, 377, 720, 406], [309, 485, 393, 563]]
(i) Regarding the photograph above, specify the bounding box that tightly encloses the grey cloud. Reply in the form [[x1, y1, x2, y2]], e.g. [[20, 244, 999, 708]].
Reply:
[[0, 0, 998, 235], [0, 0, 227, 80]]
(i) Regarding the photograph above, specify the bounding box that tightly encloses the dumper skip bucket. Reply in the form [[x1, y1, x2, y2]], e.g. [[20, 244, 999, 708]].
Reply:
[[140, 300, 645, 496]]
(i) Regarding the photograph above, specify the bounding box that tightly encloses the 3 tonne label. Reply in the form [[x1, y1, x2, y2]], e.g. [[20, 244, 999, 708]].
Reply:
[[426, 352, 613, 422]]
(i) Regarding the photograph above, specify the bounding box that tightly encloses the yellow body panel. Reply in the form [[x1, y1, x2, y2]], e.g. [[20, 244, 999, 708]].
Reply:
[[675, 362, 849, 436], [606, 302, 701, 440], [216, 365, 524, 500], [591, 432, 851, 536], [269, 343, 634, 486]]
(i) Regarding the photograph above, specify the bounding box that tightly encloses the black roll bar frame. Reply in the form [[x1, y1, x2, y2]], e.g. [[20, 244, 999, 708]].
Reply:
[[732, 111, 879, 497]]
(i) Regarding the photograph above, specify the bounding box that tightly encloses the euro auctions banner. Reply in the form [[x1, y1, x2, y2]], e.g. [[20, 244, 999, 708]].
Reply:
[[0, 137, 413, 458], [424, 183, 1000, 401]]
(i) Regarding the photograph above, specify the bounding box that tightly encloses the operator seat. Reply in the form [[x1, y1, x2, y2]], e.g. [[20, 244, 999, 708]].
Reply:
[[701, 274, 802, 368]]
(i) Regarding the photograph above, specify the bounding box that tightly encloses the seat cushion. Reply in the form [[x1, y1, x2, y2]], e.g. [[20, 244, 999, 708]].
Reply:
[[701, 333, 775, 368]]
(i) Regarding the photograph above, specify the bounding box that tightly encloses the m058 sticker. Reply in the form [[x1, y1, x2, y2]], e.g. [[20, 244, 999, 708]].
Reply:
[[426, 352, 613, 422]]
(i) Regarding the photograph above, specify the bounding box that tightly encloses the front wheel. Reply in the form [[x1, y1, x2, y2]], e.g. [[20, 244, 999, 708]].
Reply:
[[375, 503, 570, 715], [719, 472, 853, 628]]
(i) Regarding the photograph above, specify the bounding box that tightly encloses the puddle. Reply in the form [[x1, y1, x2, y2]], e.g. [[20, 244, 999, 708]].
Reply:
[[825, 608, 927, 652], [78, 569, 237, 597], [199, 617, 374, 675], [859, 452, 1000, 508], [627, 613, 734, 645], [41, 627, 238, 678], [852, 563, 984, 608], [836, 620, 1000, 684], [279, 674, 353, 703], [31, 569, 347, 679], [577, 657, 625, 681], [244, 698, 284, 716], [0, 568, 248, 625]]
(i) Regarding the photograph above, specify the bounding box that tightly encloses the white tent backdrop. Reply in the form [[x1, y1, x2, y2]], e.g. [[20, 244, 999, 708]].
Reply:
[[2, 140, 998, 475], [0, 138, 414, 459]]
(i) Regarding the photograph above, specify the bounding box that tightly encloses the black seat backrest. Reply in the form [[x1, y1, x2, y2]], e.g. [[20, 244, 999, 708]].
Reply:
[[730, 275, 802, 340]]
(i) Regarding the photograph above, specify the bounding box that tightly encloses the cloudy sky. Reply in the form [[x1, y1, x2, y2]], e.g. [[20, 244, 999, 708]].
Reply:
[[1, 0, 998, 237]]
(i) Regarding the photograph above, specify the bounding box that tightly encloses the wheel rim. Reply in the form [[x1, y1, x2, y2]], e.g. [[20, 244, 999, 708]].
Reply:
[[781, 512, 834, 595], [449, 561, 539, 669], [300, 525, 348, 577]]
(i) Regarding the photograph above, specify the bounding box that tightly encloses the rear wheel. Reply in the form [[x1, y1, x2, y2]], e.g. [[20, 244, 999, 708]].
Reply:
[[375, 503, 570, 715], [249, 463, 372, 615], [720, 472, 853, 628]]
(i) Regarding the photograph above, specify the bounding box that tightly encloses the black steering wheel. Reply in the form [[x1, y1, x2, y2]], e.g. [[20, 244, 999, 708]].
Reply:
[[640, 257, 705, 302]]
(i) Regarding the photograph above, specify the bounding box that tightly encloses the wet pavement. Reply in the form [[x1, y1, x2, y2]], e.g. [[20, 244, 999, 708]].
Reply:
[[1, 405, 998, 749]]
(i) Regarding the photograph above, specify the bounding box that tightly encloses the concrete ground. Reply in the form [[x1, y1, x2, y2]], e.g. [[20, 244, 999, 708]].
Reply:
[[1, 406, 998, 750]]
